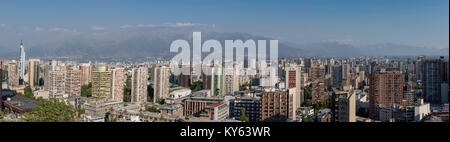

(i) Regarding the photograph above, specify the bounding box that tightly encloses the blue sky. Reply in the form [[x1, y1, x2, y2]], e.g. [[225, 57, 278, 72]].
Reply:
[[0, 0, 448, 48]]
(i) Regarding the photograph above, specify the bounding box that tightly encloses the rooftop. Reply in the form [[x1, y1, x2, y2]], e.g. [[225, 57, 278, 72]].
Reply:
[[2, 90, 39, 112], [207, 103, 225, 108]]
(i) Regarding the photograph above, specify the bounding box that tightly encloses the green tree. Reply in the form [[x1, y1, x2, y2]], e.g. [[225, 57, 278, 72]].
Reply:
[[81, 83, 92, 97], [239, 108, 249, 122], [147, 84, 154, 102], [76, 108, 85, 116], [156, 98, 165, 105], [190, 81, 202, 92], [21, 98, 77, 122], [1, 70, 7, 82], [239, 81, 253, 91], [123, 77, 132, 102], [303, 100, 312, 107], [23, 85, 35, 99], [304, 85, 312, 100], [301, 114, 306, 122]]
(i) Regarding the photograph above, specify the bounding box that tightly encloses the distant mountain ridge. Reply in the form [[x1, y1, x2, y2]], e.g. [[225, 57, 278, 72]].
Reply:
[[0, 29, 448, 59]]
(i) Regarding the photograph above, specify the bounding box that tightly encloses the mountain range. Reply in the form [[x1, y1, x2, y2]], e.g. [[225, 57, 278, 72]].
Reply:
[[0, 28, 448, 59]]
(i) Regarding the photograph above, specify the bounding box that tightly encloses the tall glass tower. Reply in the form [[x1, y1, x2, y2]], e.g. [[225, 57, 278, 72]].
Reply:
[[19, 40, 26, 83]]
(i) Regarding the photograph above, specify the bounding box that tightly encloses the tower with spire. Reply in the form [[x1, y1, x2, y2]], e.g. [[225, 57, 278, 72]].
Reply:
[[19, 40, 26, 84]]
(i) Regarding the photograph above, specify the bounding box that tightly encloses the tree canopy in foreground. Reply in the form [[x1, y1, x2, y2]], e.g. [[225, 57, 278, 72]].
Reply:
[[21, 98, 77, 122]]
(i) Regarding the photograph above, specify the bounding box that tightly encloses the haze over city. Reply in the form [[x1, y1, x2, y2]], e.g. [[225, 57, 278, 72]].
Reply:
[[0, 0, 448, 59]]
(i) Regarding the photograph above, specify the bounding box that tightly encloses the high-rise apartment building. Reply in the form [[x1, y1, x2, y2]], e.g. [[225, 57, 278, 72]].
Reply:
[[79, 63, 93, 86], [369, 73, 403, 119], [28, 59, 40, 88], [342, 63, 351, 86], [311, 66, 326, 103], [210, 66, 223, 96], [1, 61, 3, 110], [287, 88, 298, 121], [45, 65, 67, 99], [261, 91, 289, 122], [202, 73, 212, 90], [92, 65, 112, 99], [223, 65, 239, 96], [415, 56, 425, 81], [65, 68, 81, 97], [332, 65, 342, 87], [153, 66, 169, 103], [285, 64, 303, 109], [332, 89, 356, 122], [422, 58, 448, 104], [132, 67, 148, 104], [175, 65, 191, 88], [7, 61, 19, 87], [111, 68, 126, 102]]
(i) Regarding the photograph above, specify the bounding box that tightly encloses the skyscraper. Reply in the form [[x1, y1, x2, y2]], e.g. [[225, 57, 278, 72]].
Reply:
[[331, 65, 342, 87], [422, 58, 448, 104], [19, 40, 26, 84], [65, 68, 81, 97], [202, 72, 212, 90], [342, 63, 351, 86], [132, 67, 148, 104], [288, 88, 298, 121], [311, 66, 326, 103], [223, 64, 239, 96], [111, 68, 126, 102], [1, 61, 3, 111], [285, 64, 303, 108], [8, 61, 19, 87], [92, 65, 112, 99], [79, 63, 93, 86], [28, 59, 40, 88], [210, 65, 223, 96], [175, 65, 191, 88], [369, 73, 403, 119], [332, 89, 356, 122], [45, 65, 67, 99]]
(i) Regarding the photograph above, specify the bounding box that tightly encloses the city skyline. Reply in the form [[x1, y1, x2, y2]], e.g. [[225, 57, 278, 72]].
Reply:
[[0, 0, 448, 125]]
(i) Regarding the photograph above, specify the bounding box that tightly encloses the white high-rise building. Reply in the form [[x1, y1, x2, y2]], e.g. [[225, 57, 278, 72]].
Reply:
[[8, 61, 19, 87], [285, 64, 303, 108], [153, 66, 169, 103], [132, 67, 148, 104], [45, 65, 67, 99], [223, 64, 239, 96]]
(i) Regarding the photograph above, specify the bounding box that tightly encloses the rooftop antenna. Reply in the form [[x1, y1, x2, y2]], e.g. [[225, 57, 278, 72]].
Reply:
[[20, 40, 23, 45]]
